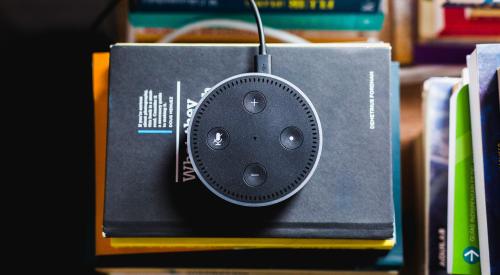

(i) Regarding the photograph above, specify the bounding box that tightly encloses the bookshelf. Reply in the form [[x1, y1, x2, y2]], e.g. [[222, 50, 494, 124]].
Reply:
[[3, 0, 498, 273], [400, 65, 463, 85], [97, 1, 498, 274]]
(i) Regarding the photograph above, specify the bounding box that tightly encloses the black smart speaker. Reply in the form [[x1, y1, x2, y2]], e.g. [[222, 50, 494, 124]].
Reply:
[[187, 73, 322, 207]]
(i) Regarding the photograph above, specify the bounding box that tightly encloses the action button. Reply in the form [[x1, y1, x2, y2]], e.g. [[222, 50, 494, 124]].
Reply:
[[243, 163, 267, 187], [280, 127, 303, 150], [207, 127, 229, 150], [243, 91, 266, 114]]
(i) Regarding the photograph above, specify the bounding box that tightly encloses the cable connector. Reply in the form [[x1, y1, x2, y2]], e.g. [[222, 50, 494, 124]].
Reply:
[[255, 54, 272, 74], [249, 0, 272, 75]]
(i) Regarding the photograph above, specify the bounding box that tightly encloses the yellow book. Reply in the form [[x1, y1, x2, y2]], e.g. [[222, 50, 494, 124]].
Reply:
[[466, 7, 500, 19]]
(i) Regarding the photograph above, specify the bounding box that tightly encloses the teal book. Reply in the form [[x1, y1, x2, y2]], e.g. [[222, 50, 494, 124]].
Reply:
[[128, 12, 385, 31], [447, 84, 481, 275], [377, 62, 403, 268]]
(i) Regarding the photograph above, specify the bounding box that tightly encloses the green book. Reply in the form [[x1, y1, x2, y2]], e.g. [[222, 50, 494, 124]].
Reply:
[[447, 84, 481, 275], [129, 12, 385, 31]]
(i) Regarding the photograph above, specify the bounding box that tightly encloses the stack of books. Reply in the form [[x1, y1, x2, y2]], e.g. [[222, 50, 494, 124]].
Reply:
[[126, 0, 386, 43], [92, 50, 403, 273], [422, 44, 499, 275], [415, 0, 500, 64]]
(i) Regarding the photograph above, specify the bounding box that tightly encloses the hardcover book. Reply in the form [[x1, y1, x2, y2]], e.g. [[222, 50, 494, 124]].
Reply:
[[94, 54, 401, 258], [104, 44, 394, 245], [128, 12, 385, 31], [129, 0, 382, 13], [440, 6, 500, 36], [375, 62, 403, 267]]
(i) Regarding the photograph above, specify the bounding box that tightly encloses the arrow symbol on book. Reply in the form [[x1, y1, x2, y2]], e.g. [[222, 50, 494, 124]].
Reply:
[[463, 248, 480, 264]]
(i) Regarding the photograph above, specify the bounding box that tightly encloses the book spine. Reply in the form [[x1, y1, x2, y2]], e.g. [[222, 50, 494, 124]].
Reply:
[[444, 1, 500, 8], [376, 62, 404, 268], [414, 43, 475, 65], [469, 45, 500, 275], [129, 0, 381, 13], [128, 12, 385, 30], [498, 68, 500, 108], [440, 6, 500, 36], [424, 78, 460, 275], [418, 0, 439, 41], [392, 0, 414, 64], [447, 86, 481, 275], [129, 27, 372, 43], [467, 7, 500, 19], [447, 88, 458, 275]]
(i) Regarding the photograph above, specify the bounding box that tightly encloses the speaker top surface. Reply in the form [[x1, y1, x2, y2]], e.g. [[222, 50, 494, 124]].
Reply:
[[188, 73, 322, 207]]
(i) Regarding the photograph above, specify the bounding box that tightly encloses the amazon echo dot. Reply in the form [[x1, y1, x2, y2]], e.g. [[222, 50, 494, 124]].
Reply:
[[188, 73, 322, 207]]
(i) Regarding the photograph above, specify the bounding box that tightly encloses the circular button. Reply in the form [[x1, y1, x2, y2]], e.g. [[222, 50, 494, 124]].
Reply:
[[207, 127, 229, 150], [243, 91, 266, 114], [243, 163, 267, 187], [280, 127, 303, 150]]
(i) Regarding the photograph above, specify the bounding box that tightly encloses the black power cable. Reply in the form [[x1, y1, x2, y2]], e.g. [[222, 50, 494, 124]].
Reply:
[[248, 0, 272, 74], [248, 0, 266, 55]]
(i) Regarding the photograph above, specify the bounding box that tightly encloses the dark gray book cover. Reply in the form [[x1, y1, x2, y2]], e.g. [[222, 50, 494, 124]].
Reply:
[[104, 44, 394, 239]]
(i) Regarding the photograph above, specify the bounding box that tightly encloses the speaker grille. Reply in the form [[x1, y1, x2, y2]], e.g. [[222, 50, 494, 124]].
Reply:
[[189, 74, 322, 206]]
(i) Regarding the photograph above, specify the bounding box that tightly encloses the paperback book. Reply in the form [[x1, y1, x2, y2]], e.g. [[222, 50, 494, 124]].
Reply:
[[447, 84, 481, 275], [423, 77, 461, 275]]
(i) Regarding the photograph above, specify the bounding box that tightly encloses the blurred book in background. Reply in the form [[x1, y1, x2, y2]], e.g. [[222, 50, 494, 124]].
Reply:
[[416, 0, 500, 65], [129, 0, 382, 13], [126, 0, 386, 43], [121, 0, 500, 65]]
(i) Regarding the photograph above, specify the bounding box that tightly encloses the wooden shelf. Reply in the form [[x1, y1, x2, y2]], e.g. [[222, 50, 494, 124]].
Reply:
[[400, 65, 463, 85]]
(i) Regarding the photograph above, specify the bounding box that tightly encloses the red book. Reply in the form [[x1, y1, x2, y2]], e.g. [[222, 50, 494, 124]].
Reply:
[[440, 7, 500, 36]]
